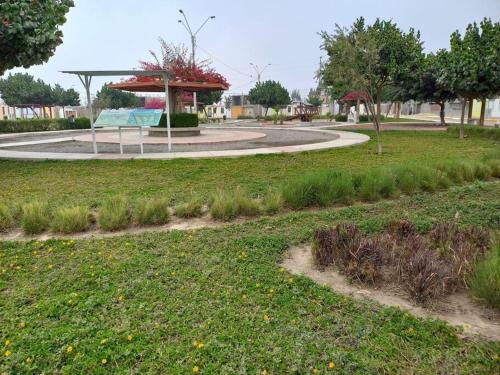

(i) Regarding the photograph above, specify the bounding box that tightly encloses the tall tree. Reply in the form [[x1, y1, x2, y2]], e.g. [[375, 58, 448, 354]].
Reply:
[[94, 84, 141, 109], [442, 18, 500, 132], [52, 84, 80, 117], [0, 0, 74, 75], [320, 18, 424, 154], [248, 80, 290, 116]]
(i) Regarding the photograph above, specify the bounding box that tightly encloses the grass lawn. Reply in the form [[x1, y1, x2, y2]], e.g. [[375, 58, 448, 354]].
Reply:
[[0, 130, 497, 209], [1, 183, 499, 373]]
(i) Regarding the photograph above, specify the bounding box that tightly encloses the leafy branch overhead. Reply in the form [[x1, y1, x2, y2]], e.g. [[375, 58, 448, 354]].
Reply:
[[0, 0, 74, 75]]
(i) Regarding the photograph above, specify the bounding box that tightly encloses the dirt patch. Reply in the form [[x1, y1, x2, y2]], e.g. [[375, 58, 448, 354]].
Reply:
[[282, 245, 500, 341]]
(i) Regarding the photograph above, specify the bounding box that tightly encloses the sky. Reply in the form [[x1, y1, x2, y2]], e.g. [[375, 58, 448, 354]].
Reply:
[[3, 0, 499, 103]]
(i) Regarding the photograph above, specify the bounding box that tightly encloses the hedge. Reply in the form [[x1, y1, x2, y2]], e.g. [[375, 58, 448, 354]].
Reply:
[[159, 113, 199, 128], [334, 114, 348, 122], [0, 118, 90, 133]]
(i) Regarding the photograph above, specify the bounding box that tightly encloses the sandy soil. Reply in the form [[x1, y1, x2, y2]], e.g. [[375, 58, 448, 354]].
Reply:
[[282, 245, 500, 341]]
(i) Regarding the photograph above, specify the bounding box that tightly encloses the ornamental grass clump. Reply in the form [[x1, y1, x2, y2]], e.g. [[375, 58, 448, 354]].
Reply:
[[471, 243, 500, 309], [282, 170, 354, 208], [134, 198, 170, 226], [174, 197, 203, 218], [210, 187, 261, 221], [261, 189, 283, 214], [51, 206, 92, 234], [98, 196, 131, 231], [356, 169, 398, 202], [0, 203, 14, 232], [22, 201, 50, 235]]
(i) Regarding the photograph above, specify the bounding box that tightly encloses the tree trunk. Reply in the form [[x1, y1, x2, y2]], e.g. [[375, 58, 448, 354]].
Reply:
[[385, 101, 393, 117], [479, 98, 486, 126], [62, 106, 66, 119], [439, 102, 446, 126], [396, 102, 401, 119], [375, 89, 382, 155], [355, 98, 360, 123], [467, 98, 473, 124], [459, 99, 466, 139]]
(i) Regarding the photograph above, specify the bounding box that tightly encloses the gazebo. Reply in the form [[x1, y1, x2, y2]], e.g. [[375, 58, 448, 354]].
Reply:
[[340, 91, 368, 123], [61, 70, 228, 154]]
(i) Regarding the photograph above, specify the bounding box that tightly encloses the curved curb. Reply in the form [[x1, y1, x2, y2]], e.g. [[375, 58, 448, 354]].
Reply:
[[0, 128, 369, 160]]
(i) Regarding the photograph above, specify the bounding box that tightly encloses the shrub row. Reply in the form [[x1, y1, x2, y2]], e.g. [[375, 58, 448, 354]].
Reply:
[[159, 113, 199, 128], [359, 114, 387, 122], [312, 221, 494, 306], [0, 117, 90, 133], [447, 125, 500, 141], [334, 114, 348, 122], [282, 159, 500, 209]]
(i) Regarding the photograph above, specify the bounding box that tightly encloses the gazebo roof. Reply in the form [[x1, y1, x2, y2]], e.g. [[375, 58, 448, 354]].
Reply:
[[340, 91, 368, 102], [107, 80, 228, 93]]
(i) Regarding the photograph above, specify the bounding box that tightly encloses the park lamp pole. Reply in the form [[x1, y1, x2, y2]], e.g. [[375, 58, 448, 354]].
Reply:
[[249, 63, 271, 118], [249, 62, 271, 83], [178, 10, 216, 114]]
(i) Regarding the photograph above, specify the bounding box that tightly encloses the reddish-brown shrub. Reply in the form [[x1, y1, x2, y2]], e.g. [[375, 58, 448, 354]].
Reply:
[[343, 238, 384, 284], [312, 227, 336, 267], [386, 219, 416, 242]]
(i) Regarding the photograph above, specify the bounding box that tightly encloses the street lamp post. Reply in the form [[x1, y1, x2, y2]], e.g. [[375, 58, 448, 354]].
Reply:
[[249, 62, 271, 118], [178, 10, 216, 114]]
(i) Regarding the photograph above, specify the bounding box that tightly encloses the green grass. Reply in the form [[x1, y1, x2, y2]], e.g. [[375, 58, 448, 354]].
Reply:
[[209, 187, 261, 221], [134, 198, 170, 226], [98, 196, 130, 231], [471, 241, 500, 309], [21, 202, 50, 235], [0, 131, 497, 209], [51, 206, 91, 234], [0, 183, 499, 373], [0, 204, 13, 232]]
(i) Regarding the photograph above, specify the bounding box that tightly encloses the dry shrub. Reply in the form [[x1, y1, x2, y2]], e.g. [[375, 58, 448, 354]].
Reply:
[[386, 219, 416, 242], [343, 238, 383, 284], [399, 248, 453, 305]]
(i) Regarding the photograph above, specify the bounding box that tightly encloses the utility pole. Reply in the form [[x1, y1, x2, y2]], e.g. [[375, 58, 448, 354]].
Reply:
[[178, 10, 216, 114], [249, 62, 271, 83]]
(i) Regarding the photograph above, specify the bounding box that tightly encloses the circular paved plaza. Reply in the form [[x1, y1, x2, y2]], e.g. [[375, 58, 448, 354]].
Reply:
[[0, 124, 369, 160]]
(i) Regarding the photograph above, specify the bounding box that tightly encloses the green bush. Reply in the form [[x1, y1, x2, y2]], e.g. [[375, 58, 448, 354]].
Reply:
[[0, 204, 14, 232], [334, 114, 348, 122], [236, 115, 254, 120], [21, 202, 50, 235], [134, 198, 170, 226], [51, 206, 91, 234], [0, 117, 90, 133], [356, 169, 398, 202], [282, 171, 354, 209], [209, 187, 261, 221], [447, 125, 500, 141], [159, 113, 199, 128], [175, 197, 203, 218], [359, 114, 386, 122], [98, 196, 130, 231], [471, 244, 500, 309]]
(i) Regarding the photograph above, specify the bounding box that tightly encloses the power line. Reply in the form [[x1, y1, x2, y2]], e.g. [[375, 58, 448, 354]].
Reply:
[[196, 44, 253, 78]]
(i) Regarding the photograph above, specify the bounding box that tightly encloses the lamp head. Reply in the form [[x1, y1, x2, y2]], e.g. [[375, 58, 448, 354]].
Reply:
[[179, 9, 184, 13]]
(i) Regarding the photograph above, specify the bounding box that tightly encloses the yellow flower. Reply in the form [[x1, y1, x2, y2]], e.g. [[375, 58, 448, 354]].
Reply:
[[19, 321, 26, 328], [25, 357, 32, 363], [263, 314, 270, 322], [407, 327, 414, 334], [328, 361, 335, 369], [47, 264, 53, 270], [262, 369, 268, 375], [197, 342, 204, 349], [193, 366, 199, 373], [4, 350, 12, 357], [313, 368, 319, 374], [118, 295, 124, 302], [100, 339, 108, 345], [127, 335, 133, 341], [288, 278, 294, 283], [5, 340, 11, 346], [101, 358, 107, 364], [66, 345, 73, 354]]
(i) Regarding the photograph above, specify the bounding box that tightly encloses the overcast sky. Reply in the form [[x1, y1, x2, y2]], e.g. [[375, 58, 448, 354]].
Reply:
[[3, 0, 499, 102]]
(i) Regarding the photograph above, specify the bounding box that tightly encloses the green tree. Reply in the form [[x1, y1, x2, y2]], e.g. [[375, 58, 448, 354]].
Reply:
[[291, 89, 302, 102], [52, 84, 80, 117], [320, 18, 424, 154], [0, 0, 74, 75], [307, 88, 323, 107], [94, 84, 141, 109], [442, 18, 500, 133], [248, 80, 290, 116], [0, 73, 57, 117]]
